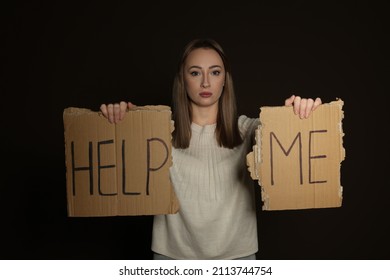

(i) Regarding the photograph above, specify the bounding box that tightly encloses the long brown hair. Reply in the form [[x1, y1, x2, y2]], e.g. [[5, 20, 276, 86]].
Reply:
[[172, 38, 243, 149]]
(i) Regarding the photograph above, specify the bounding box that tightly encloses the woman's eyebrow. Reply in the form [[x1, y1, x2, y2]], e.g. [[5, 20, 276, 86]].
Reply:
[[188, 65, 222, 70]]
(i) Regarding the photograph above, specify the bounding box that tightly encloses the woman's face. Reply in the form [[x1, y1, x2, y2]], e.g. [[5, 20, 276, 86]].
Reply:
[[183, 48, 225, 110]]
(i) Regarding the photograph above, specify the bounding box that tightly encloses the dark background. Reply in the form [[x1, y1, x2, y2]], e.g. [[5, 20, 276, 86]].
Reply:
[[2, 1, 389, 260]]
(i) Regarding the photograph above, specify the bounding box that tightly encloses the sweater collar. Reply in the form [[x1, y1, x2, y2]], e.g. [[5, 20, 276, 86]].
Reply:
[[191, 122, 216, 134]]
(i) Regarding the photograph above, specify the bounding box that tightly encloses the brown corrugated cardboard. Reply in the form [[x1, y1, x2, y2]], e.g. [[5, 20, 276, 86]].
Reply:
[[247, 99, 345, 210], [63, 106, 179, 217]]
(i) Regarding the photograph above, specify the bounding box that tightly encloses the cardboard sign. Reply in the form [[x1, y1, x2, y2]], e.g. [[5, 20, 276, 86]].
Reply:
[[247, 99, 345, 210], [63, 106, 179, 217]]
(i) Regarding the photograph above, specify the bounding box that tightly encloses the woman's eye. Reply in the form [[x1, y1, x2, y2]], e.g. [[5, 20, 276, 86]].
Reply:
[[190, 71, 200, 76], [211, 70, 221, 76]]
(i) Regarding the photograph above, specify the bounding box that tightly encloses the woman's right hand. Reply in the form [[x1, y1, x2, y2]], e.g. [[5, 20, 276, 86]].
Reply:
[[100, 101, 136, 124]]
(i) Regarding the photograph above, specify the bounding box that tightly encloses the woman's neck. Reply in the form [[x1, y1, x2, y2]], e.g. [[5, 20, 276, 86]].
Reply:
[[191, 104, 218, 126]]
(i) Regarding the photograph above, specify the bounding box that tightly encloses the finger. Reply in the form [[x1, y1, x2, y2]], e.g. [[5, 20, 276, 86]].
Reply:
[[293, 96, 301, 115], [299, 98, 307, 119], [313, 97, 322, 111], [113, 103, 121, 123], [285, 95, 295, 106], [305, 98, 314, 118], [107, 104, 114, 124], [100, 104, 108, 118], [119, 101, 127, 120], [128, 102, 136, 110]]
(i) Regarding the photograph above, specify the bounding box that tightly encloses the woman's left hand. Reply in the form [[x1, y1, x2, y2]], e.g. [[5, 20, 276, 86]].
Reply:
[[285, 95, 322, 119]]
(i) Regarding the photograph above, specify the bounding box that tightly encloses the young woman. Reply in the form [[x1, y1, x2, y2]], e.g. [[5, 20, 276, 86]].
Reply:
[[100, 38, 322, 260]]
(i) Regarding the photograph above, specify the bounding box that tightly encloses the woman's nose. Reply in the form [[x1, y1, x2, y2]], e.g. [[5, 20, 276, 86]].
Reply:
[[201, 76, 210, 88]]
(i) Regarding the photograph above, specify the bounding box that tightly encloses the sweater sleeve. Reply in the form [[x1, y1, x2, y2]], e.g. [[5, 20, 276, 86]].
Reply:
[[238, 115, 260, 145]]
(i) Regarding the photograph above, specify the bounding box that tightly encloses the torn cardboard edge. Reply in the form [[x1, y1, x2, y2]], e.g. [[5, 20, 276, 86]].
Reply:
[[246, 98, 345, 211], [63, 105, 179, 217]]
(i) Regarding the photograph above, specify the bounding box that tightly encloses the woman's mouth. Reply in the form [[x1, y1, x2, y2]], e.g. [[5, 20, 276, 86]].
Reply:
[[199, 92, 212, 98]]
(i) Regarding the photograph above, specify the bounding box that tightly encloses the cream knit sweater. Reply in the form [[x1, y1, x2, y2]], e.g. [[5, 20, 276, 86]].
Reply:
[[151, 115, 260, 259]]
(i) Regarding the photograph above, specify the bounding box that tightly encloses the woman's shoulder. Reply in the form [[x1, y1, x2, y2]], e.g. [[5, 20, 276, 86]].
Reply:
[[238, 115, 260, 136], [238, 115, 259, 129]]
